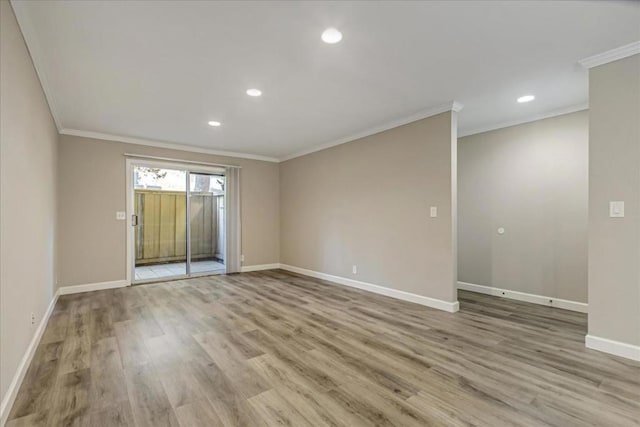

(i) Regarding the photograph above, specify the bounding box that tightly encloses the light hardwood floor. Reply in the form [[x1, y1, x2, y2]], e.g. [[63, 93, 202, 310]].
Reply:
[[6, 270, 640, 426]]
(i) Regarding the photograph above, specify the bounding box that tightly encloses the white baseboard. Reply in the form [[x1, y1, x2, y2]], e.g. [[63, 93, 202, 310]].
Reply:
[[457, 281, 588, 313], [240, 263, 281, 273], [586, 335, 640, 361], [280, 264, 459, 313], [0, 292, 58, 426], [57, 279, 129, 295]]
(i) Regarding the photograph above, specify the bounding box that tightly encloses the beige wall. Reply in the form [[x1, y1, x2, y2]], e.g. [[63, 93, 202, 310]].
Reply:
[[458, 111, 589, 302], [588, 54, 640, 346], [57, 135, 280, 287], [280, 112, 458, 303], [0, 0, 58, 401]]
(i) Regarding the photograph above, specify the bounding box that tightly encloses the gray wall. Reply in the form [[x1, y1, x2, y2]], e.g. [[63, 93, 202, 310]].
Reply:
[[458, 111, 589, 302], [57, 135, 280, 287], [588, 54, 640, 346], [0, 0, 58, 401], [280, 111, 458, 304]]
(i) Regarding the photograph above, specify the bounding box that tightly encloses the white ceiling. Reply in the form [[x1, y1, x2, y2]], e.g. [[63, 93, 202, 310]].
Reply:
[[12, 0, 640, 161]]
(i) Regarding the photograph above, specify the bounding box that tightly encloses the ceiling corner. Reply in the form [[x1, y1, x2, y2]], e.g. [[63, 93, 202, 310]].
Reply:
[[11, 0, 64, 131]]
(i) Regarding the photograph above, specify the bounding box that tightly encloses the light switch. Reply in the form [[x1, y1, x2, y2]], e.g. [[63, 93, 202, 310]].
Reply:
[[116, 211, 126, 220], [430, 207, 438, 218], [609, 201, 624, 218]]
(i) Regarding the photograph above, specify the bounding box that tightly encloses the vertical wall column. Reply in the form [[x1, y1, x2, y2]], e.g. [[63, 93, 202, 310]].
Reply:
[[585, 53, 640, 360], [450, 108, 460, 303]]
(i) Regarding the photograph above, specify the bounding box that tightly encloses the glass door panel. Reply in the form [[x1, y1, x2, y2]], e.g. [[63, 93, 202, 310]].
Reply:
[[133, 166, 187, 282], [188, 173, 225, 275]]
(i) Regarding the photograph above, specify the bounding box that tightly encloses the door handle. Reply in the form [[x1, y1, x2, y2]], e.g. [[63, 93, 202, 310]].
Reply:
[[132, 214, 139, 226]]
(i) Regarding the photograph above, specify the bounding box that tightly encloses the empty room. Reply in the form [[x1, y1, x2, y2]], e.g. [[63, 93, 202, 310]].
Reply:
[[1, 1, 639, 426]]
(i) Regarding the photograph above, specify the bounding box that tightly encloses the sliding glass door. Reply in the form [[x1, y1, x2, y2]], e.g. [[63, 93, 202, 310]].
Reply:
[[189, 173, 226, 275], [131, 162, 225, 283], [133, 166, 188, 281]]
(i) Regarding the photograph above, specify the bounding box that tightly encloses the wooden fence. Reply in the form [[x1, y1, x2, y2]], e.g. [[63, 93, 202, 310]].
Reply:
[[134, 190, 222, 265]]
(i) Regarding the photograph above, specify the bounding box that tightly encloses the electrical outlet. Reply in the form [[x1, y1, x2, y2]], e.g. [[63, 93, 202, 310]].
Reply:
[[610, 201, 624, 218], [116, 211, 126, 220], [352, 265, 357, 274], [30, 312, 36, 326], [241, 254, 245, 263]]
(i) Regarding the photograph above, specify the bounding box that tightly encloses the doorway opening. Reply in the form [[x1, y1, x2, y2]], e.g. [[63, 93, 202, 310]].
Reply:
[[127, 160, 226, 283]]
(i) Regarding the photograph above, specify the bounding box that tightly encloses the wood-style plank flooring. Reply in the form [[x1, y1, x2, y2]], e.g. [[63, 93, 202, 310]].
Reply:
[[7, 270, 640, 426]]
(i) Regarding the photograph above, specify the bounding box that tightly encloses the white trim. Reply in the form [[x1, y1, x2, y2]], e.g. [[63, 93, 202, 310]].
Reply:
[[123, 153, 240, 169], [579, 41, 640, 69], [60, 129, 280, 163], [280, 101, 464, 162], [458, 103, 589, 138], [281, 264, 459, 313], [10, 0, 63, 130], [0, 292, 58, 426], [57, 280, 129, 295], [457, 281, 588, 313], [126, 159, 134, 286], [451, 101, 464, 113], [240, 263, 281, 272], [586, 335, 640, 361]]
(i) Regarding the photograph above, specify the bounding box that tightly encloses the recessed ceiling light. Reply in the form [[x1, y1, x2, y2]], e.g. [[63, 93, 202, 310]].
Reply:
[[321, 27, 342, 44], [208, 121, 221, 127], [246, 88, 262, 97], [517, 95, 535, 103]]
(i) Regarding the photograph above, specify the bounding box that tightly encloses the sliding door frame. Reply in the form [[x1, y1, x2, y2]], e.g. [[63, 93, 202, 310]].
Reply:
[[125, 158, 226, 285]]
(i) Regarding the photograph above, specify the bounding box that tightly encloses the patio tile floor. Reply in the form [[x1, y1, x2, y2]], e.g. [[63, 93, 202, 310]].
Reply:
[[134, 260, 225, 281]]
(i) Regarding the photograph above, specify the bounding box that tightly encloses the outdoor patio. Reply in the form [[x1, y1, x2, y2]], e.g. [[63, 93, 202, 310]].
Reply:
[[135, 260, 225, 281]]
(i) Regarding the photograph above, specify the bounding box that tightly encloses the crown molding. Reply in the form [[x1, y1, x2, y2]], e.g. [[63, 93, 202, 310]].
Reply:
[[451, 101, 464, 113], [11, 0, 63, 130], [59, 129, 280, 162], [579, 41, 640, 69], [280, 101, 463, 162], [458, 102, 589, 138]]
